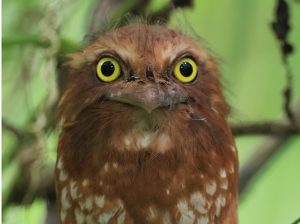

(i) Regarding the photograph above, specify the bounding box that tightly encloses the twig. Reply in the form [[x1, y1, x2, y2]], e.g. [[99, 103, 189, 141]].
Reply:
[[292, 217, 300, 224], [2, 35, 50, 48], [2, 119, 26, 140], [282, 64, 295, 122], [271, 0, 295, 122], [231, 122, 300, 136], [2, 35, 80, 54]]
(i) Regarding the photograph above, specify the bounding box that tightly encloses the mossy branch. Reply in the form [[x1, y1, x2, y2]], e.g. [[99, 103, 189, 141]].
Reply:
[[2, 35, 81, 54]]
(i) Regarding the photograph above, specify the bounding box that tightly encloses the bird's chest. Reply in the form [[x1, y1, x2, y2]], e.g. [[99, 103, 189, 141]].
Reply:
[[55, 146, 235, 224]]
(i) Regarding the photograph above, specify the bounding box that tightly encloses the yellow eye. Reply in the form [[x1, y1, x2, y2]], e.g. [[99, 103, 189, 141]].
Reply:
[[96, 57, 121, 82], [173, 57, 198, 83]]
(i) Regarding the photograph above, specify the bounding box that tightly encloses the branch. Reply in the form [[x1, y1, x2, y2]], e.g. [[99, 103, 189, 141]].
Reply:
[[239, 99, 300, 196], [4, 158, 56, 207], [292, 217, 300, 224], [231, 121, 300, 136], [2, 117, 36, 169], [2, 35, 80, 54], [2, 119, 26, 140], [2, 35, 50, 48]]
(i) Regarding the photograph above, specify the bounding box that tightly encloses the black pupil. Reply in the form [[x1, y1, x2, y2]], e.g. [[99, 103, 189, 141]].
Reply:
[[101, 61, 115, 76], [180, 61, 193, 77]]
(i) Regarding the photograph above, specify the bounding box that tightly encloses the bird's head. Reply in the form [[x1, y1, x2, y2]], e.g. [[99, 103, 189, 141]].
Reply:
[[59, 24, 227, 124]]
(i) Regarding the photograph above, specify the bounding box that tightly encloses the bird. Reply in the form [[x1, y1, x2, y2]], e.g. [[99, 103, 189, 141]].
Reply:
[[55, 23, 238, 224]]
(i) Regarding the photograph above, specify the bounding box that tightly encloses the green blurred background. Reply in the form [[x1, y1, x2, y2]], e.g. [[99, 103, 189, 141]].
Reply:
[[2, 0, 300, 223]]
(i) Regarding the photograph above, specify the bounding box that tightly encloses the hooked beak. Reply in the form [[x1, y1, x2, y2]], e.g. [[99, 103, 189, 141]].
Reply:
[[106, 85, 189, 113]]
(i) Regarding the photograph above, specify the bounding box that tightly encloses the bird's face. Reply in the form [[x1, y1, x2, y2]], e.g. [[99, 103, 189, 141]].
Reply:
[[60, 24, 227, 129]]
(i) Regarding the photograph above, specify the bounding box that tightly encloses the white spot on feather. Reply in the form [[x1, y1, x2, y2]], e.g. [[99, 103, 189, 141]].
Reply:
[[156, 133, 172, 153], [205, 180, 217, 196], [163, 212, 172, 224], [60, 210, 66, 222], [123, 135, 131, 148], [74, 207, 85, 224], [215, 195, 226, 217], [197, 216, 209, 224], [104, 163, 109, 172], [82, 179, 89, 187], [95, 195, 105, 208], [85, 195, 93, 211], [148, 206, 158, 220], [220, 178, 228, 190], [98, 210, 117, 223], [190, 192, 208, 214], [137, 133, 153, 148], [166, 189, 170, 195], [79, 195, 93, 211], [121, 130, 172, 152], [70, 181, 78, 200], [57, 157, 64, 170], [117, 211, 126, 224], [229, 163, 235, 174], [86, 214, 95, 224], [61, 187, 71, 210], [177, 200, 196, 224], [219, 168, 227, 178], [215, 203, 221, 217], [59, 169, 68, 182], [113, 162, 118, 168]]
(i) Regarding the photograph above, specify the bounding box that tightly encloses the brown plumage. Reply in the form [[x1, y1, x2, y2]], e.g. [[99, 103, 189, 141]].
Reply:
[[55, 24, 238, 224]]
